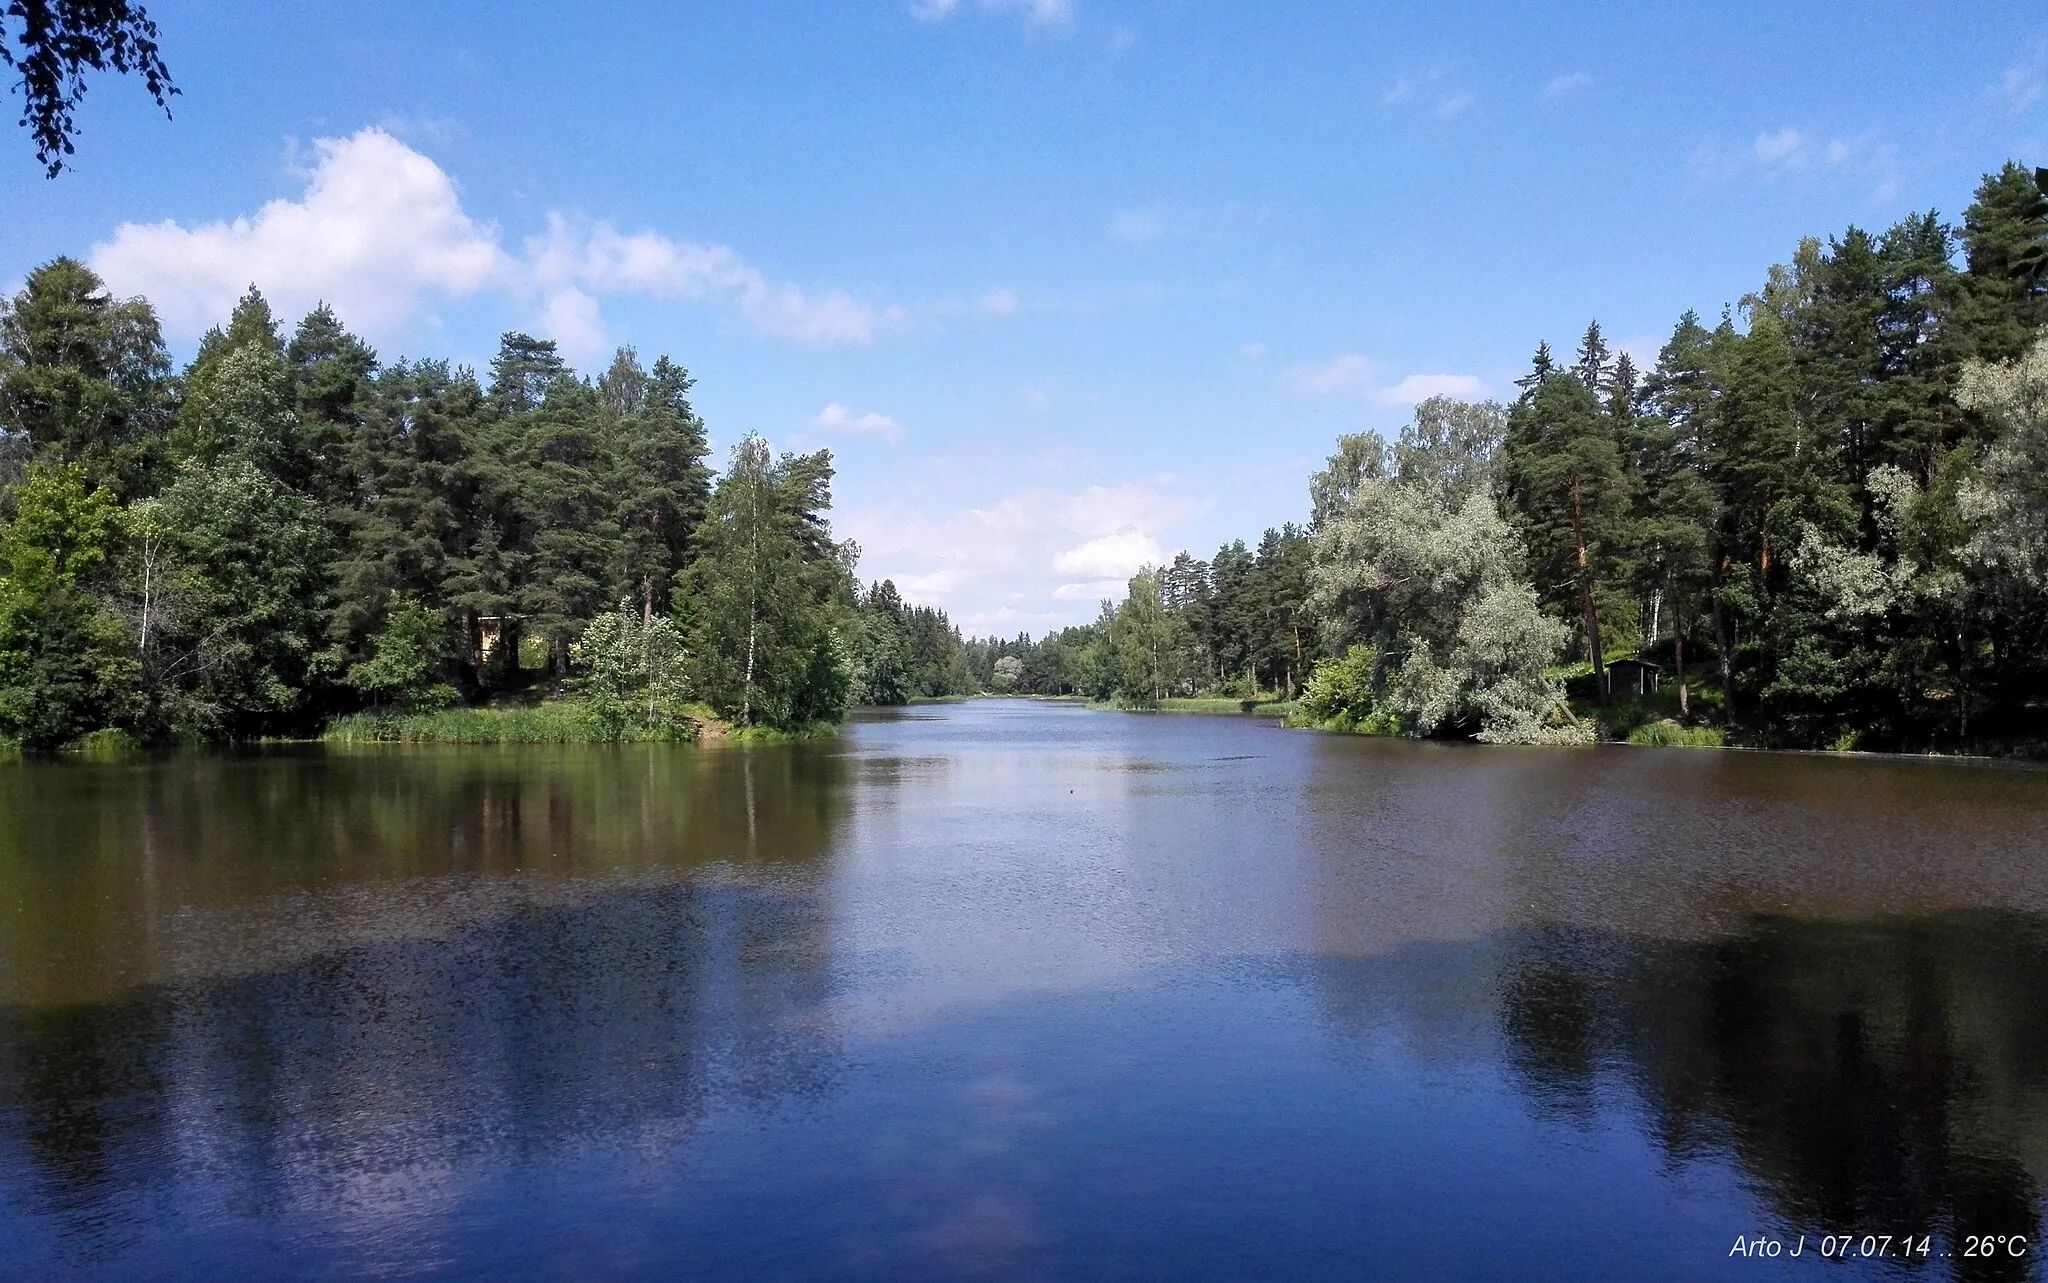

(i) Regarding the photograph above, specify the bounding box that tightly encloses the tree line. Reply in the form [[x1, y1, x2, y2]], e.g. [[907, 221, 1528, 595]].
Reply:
[[8, 158, 2047, 751], [1012, 160, 2048, 751], [0, 260, 869, 747]]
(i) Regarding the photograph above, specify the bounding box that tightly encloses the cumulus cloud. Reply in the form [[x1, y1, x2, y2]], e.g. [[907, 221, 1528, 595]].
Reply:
[[1542, 72, 1591, 100], [1286, 353, 1378, 396], [524, 214, 883, 347], [814, 403, 905, 444], [912, 0, 1072, 27], [1375, 373, 1486, 404], [1053, 529, 1163, 578], [1286, 356, 1485, 404], [1688, 127, 1900, 202], [89, 128, 887, 359], [90, 129, 507, 340], [839, 477, 1210, 634]]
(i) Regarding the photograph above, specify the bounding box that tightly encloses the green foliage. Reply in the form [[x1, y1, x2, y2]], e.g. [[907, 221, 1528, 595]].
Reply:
[[4, 0, 176, 175], [0, 463, 137, 748], [71, 726, 140, 755], [1108, 569, 1183, 706], [845, 578, 975, 703], [347, 597, 457, 712], [150, 456, 331, 736], [1296, 644, 1378, 724], [325, 700, 703, 745], [676, 437, 853, 728], [1627, 721, 1726, 748], [0, 258, 171, 494], [1307, 399, 1588, 744], [573, 601, 692, 738]]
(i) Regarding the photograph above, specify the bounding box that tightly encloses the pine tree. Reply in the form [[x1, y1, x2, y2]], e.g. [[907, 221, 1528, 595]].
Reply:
[[604, 351, 710, 621], [0, 257, 172, 496], [1957, 163, 2048, 365], [1502, 363, 1635, 698]]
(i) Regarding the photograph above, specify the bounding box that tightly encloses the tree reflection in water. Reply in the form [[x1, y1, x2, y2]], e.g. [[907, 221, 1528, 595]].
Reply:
[[0, 744, 850, 1252], [1495, 915, 2048, 1278]]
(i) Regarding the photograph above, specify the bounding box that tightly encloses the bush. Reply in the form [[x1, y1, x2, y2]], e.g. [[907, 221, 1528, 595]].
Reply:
[[1296, 645, 1379, 724], [325, 700, 705, 745], [1627, 721, 1726, 748], [71, 727, 141, 755]]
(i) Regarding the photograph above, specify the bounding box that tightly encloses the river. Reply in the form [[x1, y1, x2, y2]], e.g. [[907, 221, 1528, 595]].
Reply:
[[3, 699, 2047, 1280]]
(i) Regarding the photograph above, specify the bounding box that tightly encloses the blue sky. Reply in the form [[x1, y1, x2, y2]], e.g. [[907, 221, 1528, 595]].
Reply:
[[5, 0, 2046, 634]]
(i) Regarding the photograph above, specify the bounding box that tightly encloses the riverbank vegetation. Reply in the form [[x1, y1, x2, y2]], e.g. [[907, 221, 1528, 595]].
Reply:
[[1002, 161, 2048, 753], [7, 159, 2047, 755], [0, 267, 865, 749]]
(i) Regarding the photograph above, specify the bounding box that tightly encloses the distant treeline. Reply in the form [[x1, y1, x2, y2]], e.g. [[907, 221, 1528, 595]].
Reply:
[[986, 160, 2048, 751], [8, 158, 2047, 752]]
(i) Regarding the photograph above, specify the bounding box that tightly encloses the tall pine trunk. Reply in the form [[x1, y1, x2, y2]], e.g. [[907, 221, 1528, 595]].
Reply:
[[1570, 480, 1607, 703]]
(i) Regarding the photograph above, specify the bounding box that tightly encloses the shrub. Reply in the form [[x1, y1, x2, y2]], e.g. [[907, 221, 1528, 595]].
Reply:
[[1627, 721, 1726, 748], [1297, 645, 1379, 724], [72, 727, 141, 755], [325, 700, 704, 745]]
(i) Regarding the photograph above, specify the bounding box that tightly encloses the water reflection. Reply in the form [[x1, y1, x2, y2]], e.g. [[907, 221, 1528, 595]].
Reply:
[[1496, 916, 2048, 1274], [0, 744, 851, 1009], [2, 707, 2046, 1279]]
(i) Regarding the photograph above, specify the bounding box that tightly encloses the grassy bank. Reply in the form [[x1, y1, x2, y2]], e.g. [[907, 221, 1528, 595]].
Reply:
[[325, 701, 711, 745], [1090, 696, 1297, 718], [1626, 721, 1728, 748], [726, 721, 840, 743], [322, 699, 850, 746], [1157, 697, 1296, 717]]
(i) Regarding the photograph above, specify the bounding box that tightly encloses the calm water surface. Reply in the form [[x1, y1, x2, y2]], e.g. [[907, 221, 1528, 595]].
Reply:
[[4, 700, 2048, 1280]]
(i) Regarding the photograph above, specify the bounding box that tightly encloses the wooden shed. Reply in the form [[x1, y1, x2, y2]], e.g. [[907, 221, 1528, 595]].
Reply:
[[1604, 658, 1661, 697]]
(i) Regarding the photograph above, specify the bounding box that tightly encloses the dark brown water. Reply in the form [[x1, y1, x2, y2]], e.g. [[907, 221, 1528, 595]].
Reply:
[[3, 700, 2047, 1280]]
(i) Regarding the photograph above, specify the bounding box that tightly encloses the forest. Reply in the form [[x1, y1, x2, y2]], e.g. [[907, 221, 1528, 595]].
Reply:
[[4, 158, 2047, 753], [0, 265, 897, 747], [1011, 160, 2048, 753]]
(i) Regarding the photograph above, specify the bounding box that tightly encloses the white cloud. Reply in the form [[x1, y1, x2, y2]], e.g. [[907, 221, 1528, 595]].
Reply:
[[1239, 341, 1266, 360], [1542, 72, 1591, 100], [1688, 127, 1900, 203], [1053, 529, 1162, 578], [1106, 202, 1267, 249], [1286, 356, 1486, 405], [1992, 64, 2044, 115], [1435, 93, 1477, 121], [813, 403, 905, 444], [1053, 579, 1125, 601], [839, 476, 1210, 634], [1286, 353, 1378, 396], [91, 128, 508, 341], [89, 127, 887, 359], [525, 215, 883, 348], [912, 0, 1072, 27], [977, 288, 1019, 316], [1383, 69, 1473, 121], [1374, 373, 1485, 405]]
